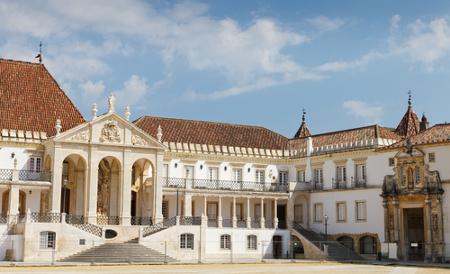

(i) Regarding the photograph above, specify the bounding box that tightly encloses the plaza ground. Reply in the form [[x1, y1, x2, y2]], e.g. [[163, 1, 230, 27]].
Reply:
[[0, 262, 449, 274]]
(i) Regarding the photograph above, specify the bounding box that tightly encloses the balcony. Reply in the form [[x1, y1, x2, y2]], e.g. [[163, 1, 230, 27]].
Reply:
[[0, 169, 51, 182], [332, 179, 347, 189], [162, 177, 288, 193], [351, 179, 367, 188]]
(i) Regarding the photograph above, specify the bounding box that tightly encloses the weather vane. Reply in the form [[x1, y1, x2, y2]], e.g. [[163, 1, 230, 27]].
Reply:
[[35, 42, 42, 63]]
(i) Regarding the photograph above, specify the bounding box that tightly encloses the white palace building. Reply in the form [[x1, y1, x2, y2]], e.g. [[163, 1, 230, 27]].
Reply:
[[0, 58, 449, 263]]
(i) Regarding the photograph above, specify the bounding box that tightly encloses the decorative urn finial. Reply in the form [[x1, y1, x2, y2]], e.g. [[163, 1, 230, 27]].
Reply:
[[108, 94, 116, 113], [157, 125, 163, 142], [55, 119, 62, 135], [92, 103, 98, 120], [124, 105, 131, 121]]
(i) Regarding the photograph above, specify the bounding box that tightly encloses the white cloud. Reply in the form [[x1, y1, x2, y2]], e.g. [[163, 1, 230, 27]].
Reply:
[[112, 75, 149, 110], [315, 51, 383, 72], [306, 16, 344, 31], [79, 80, 105, 103], [343, 100, 383, 123]]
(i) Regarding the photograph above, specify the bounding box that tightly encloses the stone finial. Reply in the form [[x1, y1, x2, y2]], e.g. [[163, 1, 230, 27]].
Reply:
[[92, 103, 98, 120], [124, 105, 131, 121], [55, 119, 62, 135], [157, 125, 163, 142], [108, 94, 116, 113]]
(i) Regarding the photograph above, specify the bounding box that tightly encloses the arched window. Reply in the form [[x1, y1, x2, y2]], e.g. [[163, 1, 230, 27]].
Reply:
[[359, 236, 376, 254], [220, 234, 231, 250], [180, 233, 194, 249], [40, 231, 56, 249], [247, 235, 257, 250], [337, 236, 354, 251]]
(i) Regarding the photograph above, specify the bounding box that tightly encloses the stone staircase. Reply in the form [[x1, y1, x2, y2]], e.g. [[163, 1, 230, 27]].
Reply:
[[59, 242, 176, 263], [292, 223, 363, 261]]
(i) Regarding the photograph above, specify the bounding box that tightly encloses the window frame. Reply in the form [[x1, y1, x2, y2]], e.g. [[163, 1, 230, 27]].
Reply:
[[313, 203, 323, 223], [313, 168, 323, 184], [294, 204, 303, 223], [428, 152, 436, 163], [180, 233, 194, 250], [355, 200, 367, 222], [336, 201, 347, 223], [255, 169, 265, 184], [39, 231, 56, 250], [336, 165, 347, 183], [247, 235, 257, 250], [388, 158, 395, 167], [220, 234, 231, 250], [296, 170, 305, 183]]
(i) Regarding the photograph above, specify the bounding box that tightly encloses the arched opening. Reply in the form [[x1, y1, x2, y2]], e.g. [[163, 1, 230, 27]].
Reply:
[[1, 190, 26, 216], [130, 159, 154, 225], [291, 235, 304, 259], [60, 154, 87, 215], [359, 235, 377, 255], [97, 156, 121, 225], [337, 235, 354, 251]]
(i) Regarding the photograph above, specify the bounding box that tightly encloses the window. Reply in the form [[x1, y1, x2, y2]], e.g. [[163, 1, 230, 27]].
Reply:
[[233, 169, 242, 183], [313, 203, 323, 223], [235, 203, 243, 220], [180, 233, 194, 249], [40, 231, 56, 249], [336, 166, 347, 183], [359, 236, 377, 254], [278, 171, 288, 185], [254, 203, 266, 220], [208, 167, 218, 181], [388, 158, 395, 167], [297, 170, 305, 183], [207, 202, 218, 220], [336, 202, 347, 222], [355, 164, 366, 182], [29, 156, 42, 172], [355, 201, 367, 221], [255, 170, 265, 184], [428, 152, 436, 163], [185, 165, 194, 179], [294, 204, 303, 223], [313, 168, 323, 184], [162, 200, 169, 219], [247, 235, 257, 250], [220, 234, 231, 249], [415, 166, 421, 184]]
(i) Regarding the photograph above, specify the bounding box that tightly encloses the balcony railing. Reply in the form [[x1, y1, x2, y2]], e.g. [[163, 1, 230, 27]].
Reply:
[[162, 177, 288, 193], [332, 179, 347, 189], [0, 169, 51, 182], [351, 179, 367, 188], [311, 182, 324, 191]]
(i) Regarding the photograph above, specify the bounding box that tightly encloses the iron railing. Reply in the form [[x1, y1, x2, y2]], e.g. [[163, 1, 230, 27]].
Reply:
[[18, 170, 51, 181], [29, 212, 61, 223], [251, 220, 261, 229], [65, 214, 85, 224], [179, 216, 201, 225], [351, 179, 367, 188], [332, 179, 347, 189], [162, 177, 288, 193], [222, 219, 233, 228], [97, 215, 120, 225], [0, 169, 13, 180], [237, 219, 247, 228], [265, 219, 274, 229], [131, 216, 153, 226], [142, 216, 177, 237], [311, 182, 324, 190], [207, 219, 218, 227]]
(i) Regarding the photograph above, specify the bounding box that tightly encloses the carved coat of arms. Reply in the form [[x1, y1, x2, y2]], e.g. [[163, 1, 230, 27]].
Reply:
[[100, 120, 121, 143]]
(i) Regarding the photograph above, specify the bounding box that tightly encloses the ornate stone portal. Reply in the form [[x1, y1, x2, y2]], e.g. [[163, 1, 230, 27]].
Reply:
[[382, 145, 444, 262]]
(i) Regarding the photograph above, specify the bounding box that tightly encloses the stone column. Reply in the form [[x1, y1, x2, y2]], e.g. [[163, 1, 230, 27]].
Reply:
[[121, 157, 132, 225], [425, 197, 433, 261], [232, 197, 237, 228], [86, 148, 98, 224], [260, 197, 265, 229], [8, 186, 19, 223], [383, 200, 389, 242], [153, 152, 164, 223], [184, 193, 192, 217], [273, 199, 278, 229], [392, 199, 400, 242], [75, 169, 85, 215], [218, 196, 222, 228], [246, 197, 251, 228], [50, 149, 63, 213], [203, 195, 207, 216]]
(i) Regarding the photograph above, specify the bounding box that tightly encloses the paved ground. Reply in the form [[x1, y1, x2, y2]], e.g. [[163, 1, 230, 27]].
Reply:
[[0, 262, 449, 274]]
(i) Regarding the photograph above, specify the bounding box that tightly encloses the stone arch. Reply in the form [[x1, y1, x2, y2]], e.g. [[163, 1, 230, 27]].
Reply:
[[97, 156, 122, 225], [60, 154, 87, 215], [291, 235, 305, 259], [2, 190, 26, 216], [337, 235, 354, 250], [131, 158, 154, 224]]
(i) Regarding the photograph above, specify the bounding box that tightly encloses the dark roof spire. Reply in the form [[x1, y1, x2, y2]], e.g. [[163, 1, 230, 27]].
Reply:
[[35, 42, 42, 64], [395, 91, 420, 137], [294, 108, 311, 138]]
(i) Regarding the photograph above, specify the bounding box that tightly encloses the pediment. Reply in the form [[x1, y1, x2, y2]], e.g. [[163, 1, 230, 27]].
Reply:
[[53, 113, 164, 149]]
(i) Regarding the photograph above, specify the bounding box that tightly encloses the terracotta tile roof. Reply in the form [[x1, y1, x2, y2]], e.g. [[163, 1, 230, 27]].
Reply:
[[134, 116, 289, 150], [387, 123, 450, 148], [395, 97, 420, 137], [289, 124, 401, 150], [0, 59, 85, 136]]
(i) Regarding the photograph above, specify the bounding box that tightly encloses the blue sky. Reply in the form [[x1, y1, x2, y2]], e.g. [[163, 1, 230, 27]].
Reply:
[[1, 0, 450, 137]]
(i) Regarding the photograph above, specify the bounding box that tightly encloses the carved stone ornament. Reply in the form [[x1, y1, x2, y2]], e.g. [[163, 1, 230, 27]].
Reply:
[[100, 120, 121, 143], [131, 134, 148, 146], [71, 130, 89, 142]]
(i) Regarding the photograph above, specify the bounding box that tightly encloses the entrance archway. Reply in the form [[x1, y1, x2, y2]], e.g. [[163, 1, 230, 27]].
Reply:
[[60, 154, 86, 215], [131, 159, 154, 225], [337, 235, 354, 251], [291, 235, 304, 259], [97, 156, 121, 225]]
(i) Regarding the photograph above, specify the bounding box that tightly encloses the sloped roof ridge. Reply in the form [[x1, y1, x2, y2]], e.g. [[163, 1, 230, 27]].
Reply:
[[290, 124, 381, 140]]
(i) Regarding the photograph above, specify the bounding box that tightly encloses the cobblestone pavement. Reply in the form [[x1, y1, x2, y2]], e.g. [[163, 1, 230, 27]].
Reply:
[[0, 262, 449, 274]]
